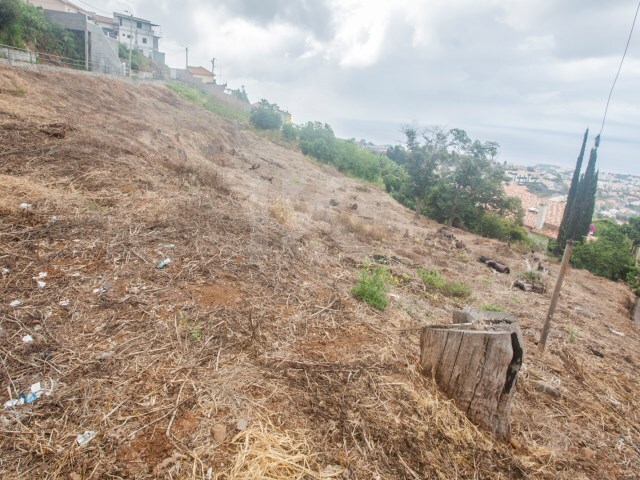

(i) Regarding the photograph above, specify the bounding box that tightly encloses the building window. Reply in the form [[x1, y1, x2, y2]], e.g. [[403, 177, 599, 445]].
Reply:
[[137, 21, 142, 29], [119, 18, 122, 26], [142, 38, 147, 44]]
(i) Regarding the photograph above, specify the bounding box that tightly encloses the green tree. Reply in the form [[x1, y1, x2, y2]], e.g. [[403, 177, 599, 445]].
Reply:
[[250, 99, 282, 130], [556, 129, 589, 253], [281, 123, 298, 141], [622, 216, 640, 255], [299, 121, 337, 162], [402, 126, 448, 218], [571, 219, 633, 280], [0, 0, 21, 45]]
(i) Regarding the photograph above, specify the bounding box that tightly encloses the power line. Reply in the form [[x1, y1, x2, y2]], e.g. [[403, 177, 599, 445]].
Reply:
[[599, 0, 640, 136], [72, 0, 115, 16]]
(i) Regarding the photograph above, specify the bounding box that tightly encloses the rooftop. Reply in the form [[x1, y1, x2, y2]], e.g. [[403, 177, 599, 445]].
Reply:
[[188, 66, 215, 77], [504, 183, 565, 239]]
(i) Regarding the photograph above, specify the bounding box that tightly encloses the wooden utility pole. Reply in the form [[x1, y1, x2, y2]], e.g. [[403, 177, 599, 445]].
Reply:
[[538, 241, 574, 353]]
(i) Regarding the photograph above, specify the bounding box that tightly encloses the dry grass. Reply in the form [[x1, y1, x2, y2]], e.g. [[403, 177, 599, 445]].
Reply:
[[269, 196, 294, 226], [1, 66, 639, 480], [337, 212, 387, 242]]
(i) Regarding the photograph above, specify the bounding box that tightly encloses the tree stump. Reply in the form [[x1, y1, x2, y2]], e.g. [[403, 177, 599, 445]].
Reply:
[[420, 308, 523, 439]]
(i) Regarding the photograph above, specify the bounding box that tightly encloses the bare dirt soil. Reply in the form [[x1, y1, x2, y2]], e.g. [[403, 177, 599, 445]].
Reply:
[[1, 66, 639, 480]]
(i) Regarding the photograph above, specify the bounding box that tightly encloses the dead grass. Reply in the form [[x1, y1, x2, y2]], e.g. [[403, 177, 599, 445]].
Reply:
[[269, 196, 294, 226], [337, 212, 387, 242], [0, 66, 639, 480]]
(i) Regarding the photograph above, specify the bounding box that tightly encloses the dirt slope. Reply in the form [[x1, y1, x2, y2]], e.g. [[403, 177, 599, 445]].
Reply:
[[1, 66, 639, 480]]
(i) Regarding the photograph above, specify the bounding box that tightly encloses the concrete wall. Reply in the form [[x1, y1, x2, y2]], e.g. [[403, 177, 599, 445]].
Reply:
[[0, 46, 38, 64], [27, 0, 84, 13], [43, 10, 87, 30], [87, 22, 123, 75]]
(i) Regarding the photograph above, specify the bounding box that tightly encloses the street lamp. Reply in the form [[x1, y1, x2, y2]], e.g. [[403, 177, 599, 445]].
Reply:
[[124, 9, 133, 77]]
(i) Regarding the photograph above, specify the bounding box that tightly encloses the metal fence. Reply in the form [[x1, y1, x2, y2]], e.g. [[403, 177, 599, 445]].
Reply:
[[0, 43, 123, 75]]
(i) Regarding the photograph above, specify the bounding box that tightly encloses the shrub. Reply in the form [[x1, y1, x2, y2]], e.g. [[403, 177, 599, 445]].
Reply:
[[571, 220, 633, 281], [250, 99, 282, 130], [626, 266, 640, 296], [418, 268, 472, 298], [282, 123, 297, 141], [352, 265, 390, 309]]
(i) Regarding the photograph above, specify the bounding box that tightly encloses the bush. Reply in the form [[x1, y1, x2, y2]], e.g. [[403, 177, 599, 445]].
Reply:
[[626, 266, 640, 296], [472, 213, 530, 244], [352, 265, 390, 309], [282, 123, 297, 141], [418, 268, 472, 298], [571, 221, 633, 281], [250, 100, 282, 130]]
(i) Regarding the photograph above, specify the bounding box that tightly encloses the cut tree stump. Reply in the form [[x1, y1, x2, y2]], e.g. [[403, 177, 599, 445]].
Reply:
[[420, 308, 523, 439]]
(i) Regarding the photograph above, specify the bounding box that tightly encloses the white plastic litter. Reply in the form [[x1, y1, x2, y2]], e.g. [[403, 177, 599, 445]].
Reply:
[[76, 431, 96, 446], [9, 300, 22, 307], [21, 335, 34, 343], [1, 268, 9, 275], [156, 258, 172, 269], [19, 203, 32, 209], [59, 300, 70, 307], [37, 281, 47, 288], [3, 382, 45, 408]]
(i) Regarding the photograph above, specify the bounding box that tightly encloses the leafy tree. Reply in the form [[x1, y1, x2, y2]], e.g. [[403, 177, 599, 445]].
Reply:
[[402, 126, 448, 218], [571, 219, 633, 280], [250, 99, 282, 130], [281, 123, 297, 141], [622, 216, 640, 255], [231, 85, 249, 103], [0, 0, 21, 45], [299, 121, 337, 162]]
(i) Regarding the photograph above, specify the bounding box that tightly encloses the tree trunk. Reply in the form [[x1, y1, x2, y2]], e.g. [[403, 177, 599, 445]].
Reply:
[[447, 188, 460, 227], [420, 309, 523, 439], [415, 195, 424, 218]]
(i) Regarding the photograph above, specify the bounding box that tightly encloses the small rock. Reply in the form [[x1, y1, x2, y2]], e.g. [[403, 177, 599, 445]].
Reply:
[[534, 381, 561, 398], [19, 203, 32, 209], [329, 199, 339, 207], [2, 268, 10, 275], [236, 419, 248, 431], [575, 307, 596, 318], [21, 335, 34, 343], [582, 447, 596, 461], [212, 423, 227, 442]]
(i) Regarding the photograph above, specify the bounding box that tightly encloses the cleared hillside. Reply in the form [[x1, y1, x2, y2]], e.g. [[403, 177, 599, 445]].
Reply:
[[1, 66, 639, 480]]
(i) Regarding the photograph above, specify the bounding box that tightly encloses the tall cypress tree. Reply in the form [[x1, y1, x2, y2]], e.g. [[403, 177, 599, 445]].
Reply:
[[566, 136, 599, 243], [556, 129, 589, 252]]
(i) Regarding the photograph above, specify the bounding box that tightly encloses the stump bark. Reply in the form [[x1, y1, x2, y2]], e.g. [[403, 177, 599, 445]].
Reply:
[[420, 308, 523, 439]]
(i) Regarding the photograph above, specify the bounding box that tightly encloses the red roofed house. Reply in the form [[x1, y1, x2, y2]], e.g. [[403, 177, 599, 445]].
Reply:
[[188, 66, 215, 84], [504, 183, 565, 239]]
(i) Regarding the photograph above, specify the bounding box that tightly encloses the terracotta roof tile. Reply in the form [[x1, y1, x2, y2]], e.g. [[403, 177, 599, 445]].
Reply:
[[504, 184, 566, 239]]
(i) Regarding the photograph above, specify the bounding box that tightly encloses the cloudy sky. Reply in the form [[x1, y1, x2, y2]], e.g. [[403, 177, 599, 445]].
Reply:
[[84, 0, 640, 174]]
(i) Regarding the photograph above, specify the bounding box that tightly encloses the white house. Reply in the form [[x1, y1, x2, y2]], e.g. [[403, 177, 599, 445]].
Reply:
[[113, 12, 164, 63]]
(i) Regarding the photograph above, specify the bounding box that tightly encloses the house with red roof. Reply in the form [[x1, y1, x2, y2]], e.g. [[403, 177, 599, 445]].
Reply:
[[504, 183, 565, 239]]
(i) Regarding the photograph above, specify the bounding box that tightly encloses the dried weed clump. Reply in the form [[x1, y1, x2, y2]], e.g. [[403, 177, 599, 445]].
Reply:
[[269, 196, 294, 226], [337, 213, 386, 243], [218, 420, 337, 479]]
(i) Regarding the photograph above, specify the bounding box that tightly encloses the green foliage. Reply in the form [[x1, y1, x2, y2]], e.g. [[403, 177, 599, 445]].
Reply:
[[520, 271, 542, 285], [351, 265, 390, 310], [480, 303, 505, 312], [166, 83, 249, 122], [118, 43, 154, 72], [418, 268, 472, 298], [0, 1, 83, 59], [230, 85, 249, 103], [281, 123, 298, 141], [298, 122, 385, 182], [626, 266, 640, 296], [471, 213, 530, 244], [250, 99, 282, 130], [571, 219, 633, 281]]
